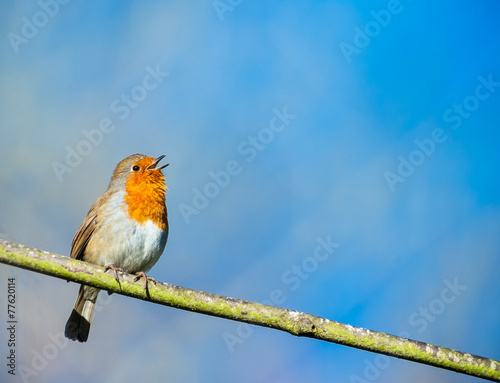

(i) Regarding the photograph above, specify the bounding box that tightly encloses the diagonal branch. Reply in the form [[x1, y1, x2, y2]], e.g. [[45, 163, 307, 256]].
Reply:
[[0, 239, 499, 381]]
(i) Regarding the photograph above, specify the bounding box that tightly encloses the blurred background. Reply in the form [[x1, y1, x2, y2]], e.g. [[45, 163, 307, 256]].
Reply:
[[1, 1, 499, 382]]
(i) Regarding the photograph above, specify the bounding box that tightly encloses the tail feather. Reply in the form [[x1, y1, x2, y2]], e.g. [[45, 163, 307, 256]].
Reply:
[[65, 285, 100, 342]]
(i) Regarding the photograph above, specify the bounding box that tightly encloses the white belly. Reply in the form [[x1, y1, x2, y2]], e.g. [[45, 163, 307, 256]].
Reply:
[[89, 192, 168, 273]]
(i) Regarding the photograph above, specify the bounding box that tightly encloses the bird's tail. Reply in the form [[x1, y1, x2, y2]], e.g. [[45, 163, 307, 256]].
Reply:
[[65, 285, 100, 342]]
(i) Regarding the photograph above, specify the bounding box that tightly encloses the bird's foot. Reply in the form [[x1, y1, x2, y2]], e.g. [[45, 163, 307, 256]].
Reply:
[[104, 264, 123, 283], [134, 271, 156, 296]]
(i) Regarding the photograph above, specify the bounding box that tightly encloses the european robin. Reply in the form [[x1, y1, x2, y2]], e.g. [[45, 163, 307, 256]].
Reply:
[[65, 153, 169, 342]]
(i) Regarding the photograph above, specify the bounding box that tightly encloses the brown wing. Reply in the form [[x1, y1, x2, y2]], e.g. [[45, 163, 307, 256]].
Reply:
[[70, 207, 98, 261]]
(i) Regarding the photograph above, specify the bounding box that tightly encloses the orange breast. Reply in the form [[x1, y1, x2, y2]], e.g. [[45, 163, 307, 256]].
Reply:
[[124, 166, 168, 231]]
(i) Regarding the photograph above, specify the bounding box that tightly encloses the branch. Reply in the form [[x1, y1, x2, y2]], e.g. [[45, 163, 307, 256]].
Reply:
[[1, 239, 499, 381]]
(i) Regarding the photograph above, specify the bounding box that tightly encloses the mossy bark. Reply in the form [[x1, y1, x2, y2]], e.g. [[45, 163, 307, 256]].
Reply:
[[1, 239, 499, 381]]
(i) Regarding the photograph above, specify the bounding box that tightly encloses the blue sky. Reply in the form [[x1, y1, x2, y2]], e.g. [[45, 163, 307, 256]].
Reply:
[[1, 1, 499, 382]]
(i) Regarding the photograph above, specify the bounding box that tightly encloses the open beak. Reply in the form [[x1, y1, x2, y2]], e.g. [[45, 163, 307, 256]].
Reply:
[[147, 155, 169, 171]]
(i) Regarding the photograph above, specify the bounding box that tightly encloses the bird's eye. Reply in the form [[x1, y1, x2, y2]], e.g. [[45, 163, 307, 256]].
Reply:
[[132, 165, 140, 172]]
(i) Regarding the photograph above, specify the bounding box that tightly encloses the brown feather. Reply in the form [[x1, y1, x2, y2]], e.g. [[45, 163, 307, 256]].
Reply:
[[65, 285, 100, 342], [70, 201, 100, 260]]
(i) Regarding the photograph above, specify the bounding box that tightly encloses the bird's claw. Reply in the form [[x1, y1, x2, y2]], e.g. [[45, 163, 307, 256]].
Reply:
[[104, 264, 123, 283], [134, 271, 156, 296]]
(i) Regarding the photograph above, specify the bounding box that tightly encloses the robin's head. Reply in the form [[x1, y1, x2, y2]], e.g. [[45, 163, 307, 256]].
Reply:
[[109, 154, 168, 193]]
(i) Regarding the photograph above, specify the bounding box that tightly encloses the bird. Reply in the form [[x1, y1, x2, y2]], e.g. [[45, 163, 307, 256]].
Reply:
[[65, 153, 169, 342]]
